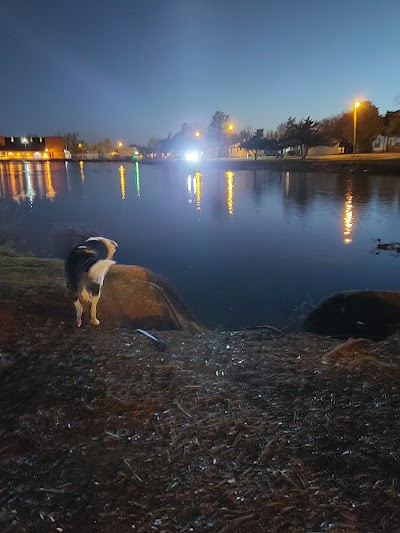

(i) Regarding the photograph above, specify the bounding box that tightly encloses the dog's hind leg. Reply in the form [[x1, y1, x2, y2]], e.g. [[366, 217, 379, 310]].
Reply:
[[90, 292, 101, 326], [74, 299, 84, 327], [87, 260, 115, 326]]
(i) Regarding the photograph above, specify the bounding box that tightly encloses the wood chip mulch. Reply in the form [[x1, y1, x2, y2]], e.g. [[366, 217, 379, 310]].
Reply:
[[1, 321, 400, 532]]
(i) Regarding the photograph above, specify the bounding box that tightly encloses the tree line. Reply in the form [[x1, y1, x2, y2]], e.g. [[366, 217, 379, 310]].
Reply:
[[150, 103, 400, 160], [63, 102, 400, 159]]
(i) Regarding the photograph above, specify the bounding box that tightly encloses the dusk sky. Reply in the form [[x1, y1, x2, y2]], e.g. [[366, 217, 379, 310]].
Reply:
[[2, 0, 400, 145]]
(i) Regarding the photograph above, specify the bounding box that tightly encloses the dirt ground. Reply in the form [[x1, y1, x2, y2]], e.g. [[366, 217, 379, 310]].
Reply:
[[1, 308, 400, 532]]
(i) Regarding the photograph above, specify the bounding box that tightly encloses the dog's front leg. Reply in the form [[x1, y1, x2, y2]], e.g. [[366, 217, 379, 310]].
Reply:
[[90, 293, 101, 326], [74, 299, 83, 327]]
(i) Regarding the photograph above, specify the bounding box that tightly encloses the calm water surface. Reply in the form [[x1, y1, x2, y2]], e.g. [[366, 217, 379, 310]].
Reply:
[[1, 160, 400, 330]]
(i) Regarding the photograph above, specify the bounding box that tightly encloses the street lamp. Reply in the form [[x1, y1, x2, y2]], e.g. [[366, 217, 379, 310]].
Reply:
[[194, 130, 201, 138], [21, 137, 29, 152], [353, 101, 360, 156], [227, 123, 234, 133]]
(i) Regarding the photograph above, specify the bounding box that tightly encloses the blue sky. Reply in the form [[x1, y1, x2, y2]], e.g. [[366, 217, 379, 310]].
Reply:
[[1, 0, 400, 144]]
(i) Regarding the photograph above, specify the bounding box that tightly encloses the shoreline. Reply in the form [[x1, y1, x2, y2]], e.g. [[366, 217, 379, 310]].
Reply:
[[75, 155, 400, 175], [3, 155, 400, 174], [138, 155, 400, 175]]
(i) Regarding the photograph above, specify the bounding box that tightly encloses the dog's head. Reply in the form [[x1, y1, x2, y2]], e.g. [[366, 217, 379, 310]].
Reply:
[[86, 237, 118, 259]]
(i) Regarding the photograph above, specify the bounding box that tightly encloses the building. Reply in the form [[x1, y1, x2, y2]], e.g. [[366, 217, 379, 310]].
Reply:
[[308, 141, 346, 156], [76, 152, 101, 160], [0, 136, 67, 160], [228, 143, 249, 158], [108, 145, 141, 159], [372, 135, 400, 153]]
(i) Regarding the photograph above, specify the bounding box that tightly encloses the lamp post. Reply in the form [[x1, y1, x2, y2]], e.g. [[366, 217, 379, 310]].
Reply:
[[216, 122, 235, 160], [353, 101, 360, 156], [21, 137, 29, 152]]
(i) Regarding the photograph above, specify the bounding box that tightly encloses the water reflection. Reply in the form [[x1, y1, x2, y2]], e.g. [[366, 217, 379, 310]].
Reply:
[[187, 172, 202, 210], [119, 165, 126, 200], [284, 171, 290, 195], [79, 160, 85, 182], [24, 162, 36, 204], [225, 171, 235, 216], [2, 161, 400, 329], [134, 161, 140, 197], [8, 163, 19, 201], [44, 161, 56, 200], [0, 161, 70, 202], [343, 189, 354, 245], [195, 171, 202, 211]]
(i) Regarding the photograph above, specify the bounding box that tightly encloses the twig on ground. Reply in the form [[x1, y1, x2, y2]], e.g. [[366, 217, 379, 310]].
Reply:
[[173, 400, 192, 418]]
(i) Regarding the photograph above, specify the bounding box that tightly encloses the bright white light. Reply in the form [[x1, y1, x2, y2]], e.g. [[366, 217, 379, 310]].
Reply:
[[185, 151, 199, 162]]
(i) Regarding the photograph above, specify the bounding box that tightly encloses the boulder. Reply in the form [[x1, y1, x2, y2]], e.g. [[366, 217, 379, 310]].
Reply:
[[304, 290, 400, 340], [0, 252, 205, 334]]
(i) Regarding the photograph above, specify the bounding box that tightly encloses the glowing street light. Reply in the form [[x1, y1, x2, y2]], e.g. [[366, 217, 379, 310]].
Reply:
[[194, 130, 201, 138], [353, 101, 361, 156], [117, 142, 123, 148], [21, 137, 29, 151], [227, 123, 234, 133]]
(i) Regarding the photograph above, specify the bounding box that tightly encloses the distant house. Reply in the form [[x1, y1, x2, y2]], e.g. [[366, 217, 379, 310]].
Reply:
[[76, 152, 101, 160], [308, 141, 346, 156], [0, 136, 66, 160], [372, 135, 400, 152], [228, 143, 249, 158]]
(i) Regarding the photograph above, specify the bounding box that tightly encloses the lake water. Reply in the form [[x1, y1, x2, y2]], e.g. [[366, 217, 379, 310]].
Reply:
[[1, 160, 400, 330]]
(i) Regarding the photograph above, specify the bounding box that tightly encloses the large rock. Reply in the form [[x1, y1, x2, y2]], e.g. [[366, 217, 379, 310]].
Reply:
[[304, 290, 400, 340], [0, 252, 205, 335], [100, 264, 204, 331]]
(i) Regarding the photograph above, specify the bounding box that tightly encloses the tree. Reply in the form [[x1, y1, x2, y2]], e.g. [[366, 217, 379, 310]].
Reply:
[[329, 102, 382, 153], [296, 117, 320, 158], [230, 127, 253, 145], [280, 117, 298, 150], [91, 138, 113, 155], [240, 129, 266, 160], [171, 123, 195, 155], [63, 132, 83, 155], [383, 110, 400, 138], [318, 114, 345, 144], [208, 111, 231, 159], [281, 117, 320, 158]]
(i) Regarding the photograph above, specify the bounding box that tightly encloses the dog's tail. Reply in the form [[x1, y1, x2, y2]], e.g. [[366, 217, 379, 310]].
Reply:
[[87, 260, 116, 285]]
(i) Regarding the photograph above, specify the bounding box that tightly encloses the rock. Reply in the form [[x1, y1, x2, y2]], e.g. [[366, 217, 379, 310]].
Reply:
[[304, 290, 400, 340], [0, 254, 205, 332], [99, 264, 205, 331]]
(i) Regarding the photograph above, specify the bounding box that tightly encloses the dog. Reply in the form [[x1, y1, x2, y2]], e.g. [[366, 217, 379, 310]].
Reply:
[[65, 237, 118, 327]]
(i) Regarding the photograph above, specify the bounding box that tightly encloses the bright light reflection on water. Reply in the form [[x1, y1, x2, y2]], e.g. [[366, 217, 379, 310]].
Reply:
[[1, 160, 400, 330]]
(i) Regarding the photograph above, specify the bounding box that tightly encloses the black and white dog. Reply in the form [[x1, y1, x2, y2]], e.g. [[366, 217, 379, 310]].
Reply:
[[65, 237, 118, 327]]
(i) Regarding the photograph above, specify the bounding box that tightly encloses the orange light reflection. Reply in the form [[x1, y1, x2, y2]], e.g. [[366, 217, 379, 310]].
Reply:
[[119, 165, 126, 200], [343, 191, 354, 244], [195, 171, 202, 211], [225, 171, 235, 216]]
